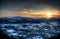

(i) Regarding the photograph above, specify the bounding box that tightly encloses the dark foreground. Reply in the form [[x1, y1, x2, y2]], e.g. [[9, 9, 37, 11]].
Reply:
[[0, 22, 60, 39]]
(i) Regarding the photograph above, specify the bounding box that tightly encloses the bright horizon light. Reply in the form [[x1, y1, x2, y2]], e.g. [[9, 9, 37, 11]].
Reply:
[[0, 8, 60, 19], [44, 11, 53, 19]]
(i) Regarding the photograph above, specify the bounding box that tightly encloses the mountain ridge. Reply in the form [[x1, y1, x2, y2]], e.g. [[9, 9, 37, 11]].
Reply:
[[0, 16, 60, 23]]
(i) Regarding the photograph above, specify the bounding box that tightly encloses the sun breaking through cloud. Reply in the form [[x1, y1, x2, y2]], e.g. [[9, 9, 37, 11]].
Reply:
[[0, 8, 60, 19]]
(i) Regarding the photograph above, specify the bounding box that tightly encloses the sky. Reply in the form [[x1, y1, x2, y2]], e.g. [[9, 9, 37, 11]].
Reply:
[[0, 0, 60, 18]]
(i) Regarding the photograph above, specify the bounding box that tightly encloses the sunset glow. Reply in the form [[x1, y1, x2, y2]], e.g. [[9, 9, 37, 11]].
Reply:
[[18, 8, 60, 19], [43, 11, 53, 18], [0, 8, 60, 19]]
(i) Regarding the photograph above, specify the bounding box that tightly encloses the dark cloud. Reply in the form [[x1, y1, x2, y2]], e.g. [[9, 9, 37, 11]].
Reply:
[[0, 0, 60, 12]]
